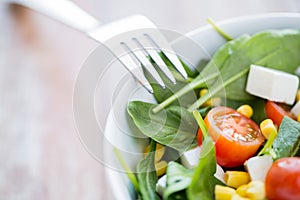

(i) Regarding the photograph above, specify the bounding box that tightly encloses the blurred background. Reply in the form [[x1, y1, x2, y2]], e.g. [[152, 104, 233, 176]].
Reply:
[[0, 0, 300, 199]]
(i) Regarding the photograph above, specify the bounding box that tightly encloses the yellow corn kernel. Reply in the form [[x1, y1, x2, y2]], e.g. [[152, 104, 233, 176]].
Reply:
[[199, 89, 212, 107], [155, 160, 167, 176], [200, 88, 209, 97], [144, 143, 165, 162], [224, 171, 250, 189], [260, 119, 277, 139], [214, 185, 236, 200], [199, 89, 222, 107], [236, 181, 266, 200], [237, 105, 253, 118], [231, 194, 251, 200]]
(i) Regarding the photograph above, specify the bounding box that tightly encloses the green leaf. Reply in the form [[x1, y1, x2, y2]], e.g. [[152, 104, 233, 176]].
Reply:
[[200, 34, 250, 80], [163, 162, 193, 199], [127, 101, 198, 152], [186, 137, 221, 200], [137, 140, 160, 200], [273, 116, 300, 159], [222, 29, 300, 101]]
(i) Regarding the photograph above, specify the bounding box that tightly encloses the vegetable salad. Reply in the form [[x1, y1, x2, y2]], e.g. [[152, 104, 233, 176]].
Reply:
[[120, 27, 300, 200]]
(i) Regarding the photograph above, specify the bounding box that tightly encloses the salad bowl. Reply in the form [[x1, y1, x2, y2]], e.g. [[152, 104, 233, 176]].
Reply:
[[74, 13, 300, 200]]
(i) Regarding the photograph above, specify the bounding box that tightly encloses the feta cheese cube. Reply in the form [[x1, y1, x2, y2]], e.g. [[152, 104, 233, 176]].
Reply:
[[156, 175, 166, 196], [180, 146, 201, 169], [246, 65, 299, 105], [245, 155, 273, 182], [291, 100, 300, 117]]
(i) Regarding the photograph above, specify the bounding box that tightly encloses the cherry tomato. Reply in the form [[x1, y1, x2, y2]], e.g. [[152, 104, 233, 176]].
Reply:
[[265, 157, 300, 200], [197, 129, 202, 146], [265, 100, 294, 126], [204, 106, 264, 167]]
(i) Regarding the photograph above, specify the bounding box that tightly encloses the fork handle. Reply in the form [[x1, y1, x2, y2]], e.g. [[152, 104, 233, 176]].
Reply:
[[9, 0, 100, 33]]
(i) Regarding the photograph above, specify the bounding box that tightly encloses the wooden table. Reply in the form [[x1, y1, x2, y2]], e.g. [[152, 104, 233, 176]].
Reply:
[[0, 1, 299, 199]]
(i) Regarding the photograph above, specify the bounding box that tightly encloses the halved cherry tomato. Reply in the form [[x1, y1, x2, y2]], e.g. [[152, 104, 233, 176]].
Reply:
[[265, 157, 300, 200], [265, 100, 294, 126], [204, 106, 264, 168]]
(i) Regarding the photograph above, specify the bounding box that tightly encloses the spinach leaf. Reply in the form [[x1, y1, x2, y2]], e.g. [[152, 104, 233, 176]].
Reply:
[[137, 140, 160, 200], [127, 101, 198, 152], [163, 162, 193, 199], [186, 111, 223, 200], [273, 116, 300, 159], [223, 29, 300, 101], [186, 136, 221, 200], [200, 34, 250, 80]]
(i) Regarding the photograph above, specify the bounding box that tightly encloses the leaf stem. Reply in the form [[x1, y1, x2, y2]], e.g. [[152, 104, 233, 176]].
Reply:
[[193, 110, 208, 139], [152, 73, 219, 113], [207, 18, 233, 41], [188, 68, 249, 112], [114, 148, 140, 192]]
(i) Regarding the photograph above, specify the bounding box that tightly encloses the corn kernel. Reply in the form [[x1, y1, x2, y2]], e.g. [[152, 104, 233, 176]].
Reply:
[[237, 105, 253, 118], [155, 160, 167, 176], [144, 143, 165, 162], [200, 88, 209, 97], [199, 89, 221, 107], [260, 119, 277, 139], [224, 171, 250, 189], [236, 181, 266, 200], [199, 89, 212, 107], [214, 185, 236, 200]]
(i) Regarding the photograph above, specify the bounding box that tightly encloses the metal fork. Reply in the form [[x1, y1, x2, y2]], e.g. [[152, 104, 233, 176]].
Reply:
[[10, 0, 188, 92]]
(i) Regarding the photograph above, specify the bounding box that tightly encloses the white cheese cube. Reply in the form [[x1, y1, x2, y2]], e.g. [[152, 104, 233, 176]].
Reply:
[[156, 175, 166, 196], [246, 65, 299, 105], [245, 155, 273, 182], [180, 146, 201, 169], [291, 101, 300, 117]]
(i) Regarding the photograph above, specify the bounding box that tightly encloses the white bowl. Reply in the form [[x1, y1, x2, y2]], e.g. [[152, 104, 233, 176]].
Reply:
[[77, 13, 300, 200]]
